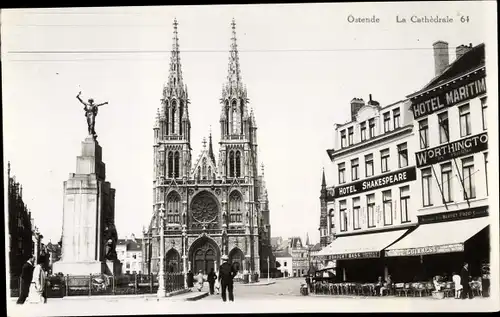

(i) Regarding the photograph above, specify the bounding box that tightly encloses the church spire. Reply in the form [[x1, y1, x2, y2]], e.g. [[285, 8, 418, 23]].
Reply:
[[165, 18, 185, 95], [208, 126, 216, 164], [321, 168, 326, 188], [227, 18, 242, 88]]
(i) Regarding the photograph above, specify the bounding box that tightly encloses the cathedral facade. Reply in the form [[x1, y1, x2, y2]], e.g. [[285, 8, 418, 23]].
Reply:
[[142, 19, 273, 277]]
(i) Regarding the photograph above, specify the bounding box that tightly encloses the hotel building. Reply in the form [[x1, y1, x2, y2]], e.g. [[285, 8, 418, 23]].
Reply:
[[318, 95, 419, 282], [385, 42, 490, 283]]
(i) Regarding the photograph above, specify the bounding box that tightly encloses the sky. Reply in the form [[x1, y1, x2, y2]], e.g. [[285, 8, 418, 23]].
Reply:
[[2, 2, 495, 245]]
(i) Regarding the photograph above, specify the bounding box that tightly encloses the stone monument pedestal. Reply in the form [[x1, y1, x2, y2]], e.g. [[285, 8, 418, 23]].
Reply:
[[54, 136, 121, 276]]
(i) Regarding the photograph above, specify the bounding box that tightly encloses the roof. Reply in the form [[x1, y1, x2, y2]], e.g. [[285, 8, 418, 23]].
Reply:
[[270, 237, 281, 247], [289, 236, 304, 249], [310, 243, 322, 252], [116, 238, 143, 251], [274, 250, 292, 258], [408, 43, 485, 98]]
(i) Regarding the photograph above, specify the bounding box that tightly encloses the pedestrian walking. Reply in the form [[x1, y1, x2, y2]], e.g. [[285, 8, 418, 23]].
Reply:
[[195, 270, 204, 292], [16, 255, 35, 304], [218, 254, 236, 302], [187, 270, 194, 288], [460, 262, 473, 299], [27, 256, 47, 304], [207, 268, 217, 295]]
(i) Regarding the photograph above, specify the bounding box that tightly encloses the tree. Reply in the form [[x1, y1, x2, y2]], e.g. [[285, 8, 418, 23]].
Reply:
[[275, 261, 281, 268]]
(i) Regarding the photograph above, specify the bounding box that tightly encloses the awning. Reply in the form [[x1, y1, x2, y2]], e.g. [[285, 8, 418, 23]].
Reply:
[[385, 217, 489, 257], [316, 229, 409, 260]]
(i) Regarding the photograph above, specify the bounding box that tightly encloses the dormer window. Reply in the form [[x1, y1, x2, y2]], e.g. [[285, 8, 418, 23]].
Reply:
[[360, 122, 367, 141], [368, 119, 375, 138], [383, 112, 390, 133], [393, 108, 401, 129], [340, 130, 347, 148], [348, 127, 354, 145]]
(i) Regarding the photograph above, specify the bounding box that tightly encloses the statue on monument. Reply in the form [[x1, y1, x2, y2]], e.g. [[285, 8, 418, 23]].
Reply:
[[103, 220, 118, 261], [76, 91, 108, 140]]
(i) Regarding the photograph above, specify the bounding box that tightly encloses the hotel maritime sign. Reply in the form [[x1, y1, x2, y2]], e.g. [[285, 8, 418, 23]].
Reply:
[[334, 166, 416, 198], [415, 132, 488, 168], [410, 72, 486, 120]]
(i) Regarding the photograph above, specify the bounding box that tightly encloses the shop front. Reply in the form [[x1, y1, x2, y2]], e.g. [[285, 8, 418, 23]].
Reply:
[[385, 206, 490, 284], [317, 229, 409, 282]]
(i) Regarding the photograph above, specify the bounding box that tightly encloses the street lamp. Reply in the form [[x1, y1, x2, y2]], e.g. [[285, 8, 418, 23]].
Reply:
[[267, 256, 270, 282], [157, 202, 166, 298]]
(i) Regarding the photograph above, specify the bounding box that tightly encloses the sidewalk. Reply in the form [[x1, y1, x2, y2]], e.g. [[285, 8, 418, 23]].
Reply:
[[240, 279, 276, 286]]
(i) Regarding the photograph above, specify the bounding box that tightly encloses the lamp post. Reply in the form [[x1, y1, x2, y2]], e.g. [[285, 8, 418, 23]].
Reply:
[[181, 218, 187, 289], [157, 202, 166, 298], [267, 256, 270, 282]]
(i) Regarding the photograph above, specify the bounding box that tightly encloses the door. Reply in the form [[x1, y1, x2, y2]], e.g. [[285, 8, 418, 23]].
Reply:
[[193, 246, 217, 274]]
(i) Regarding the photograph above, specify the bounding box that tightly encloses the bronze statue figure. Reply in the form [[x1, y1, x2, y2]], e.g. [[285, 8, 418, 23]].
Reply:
[[76, 91, 108, 140]]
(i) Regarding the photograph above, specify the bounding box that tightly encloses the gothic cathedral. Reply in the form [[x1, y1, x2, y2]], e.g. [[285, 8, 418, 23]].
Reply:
[[142, 19, 274, 277]]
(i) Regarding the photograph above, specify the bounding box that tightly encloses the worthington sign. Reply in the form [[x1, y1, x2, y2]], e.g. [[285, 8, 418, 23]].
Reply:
[[334, 166, 416, 198], [415, 132, 488, 168]]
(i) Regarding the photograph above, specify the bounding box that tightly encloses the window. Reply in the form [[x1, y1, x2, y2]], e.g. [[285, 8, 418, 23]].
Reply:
[[393, 108, 401, 129], [419, 119, 429, 149], [397, 143, 408, 168], [484, 152, 489, 195], [438, 111, 449, 144], [367, 194, 375, 228], [360, 122, 367, 141], [400, 186, 410, 223], [348, 127, 354, 145], [365, 154, 374, 177], [353, 197, 361, 230], [481, 97, 487, 130], [441, 163, 453, 203], [380, 149, 390, 173], [338, 163, 346, 184], [351, 158, 359, 181], [339, 200, 347, 232], [369, 119, 375, 138], [383, 112, 390, 132], [422, 168, 433, 206], [462, 157, 476, 199], [383, 190, 393, 225], [459, 104, 471, 137], [340, 130, 347, 148], [284, 261, 287, 267]]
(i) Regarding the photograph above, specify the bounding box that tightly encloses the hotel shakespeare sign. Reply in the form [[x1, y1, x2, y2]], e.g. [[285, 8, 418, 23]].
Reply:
[[415, 132, 488, 168], [411, 72, 486, 120], [334, 166, 416, 198]]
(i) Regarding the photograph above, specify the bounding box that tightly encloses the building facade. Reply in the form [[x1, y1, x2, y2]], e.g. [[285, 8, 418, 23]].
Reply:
[[7, 162, 43, 277], [385, 42, 490, 281], [274, 249, 292, 277], [117, 234, 143, 274], [143, 19, 273, 278], [318, 94, 419, 282]]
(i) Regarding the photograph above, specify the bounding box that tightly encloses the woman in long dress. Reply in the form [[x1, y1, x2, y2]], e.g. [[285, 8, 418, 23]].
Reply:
[[27, 258, 46, 304]]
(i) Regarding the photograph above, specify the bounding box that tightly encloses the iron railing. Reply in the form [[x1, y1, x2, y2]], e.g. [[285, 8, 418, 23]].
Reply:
[[10, 272, 185, 298]]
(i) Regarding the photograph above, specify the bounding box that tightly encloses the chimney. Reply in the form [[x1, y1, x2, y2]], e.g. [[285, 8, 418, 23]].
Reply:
[[433, 41, 449, 76], [456, 43, 473, 60], [367, 94, 380, 107], [350, 98, 365, 121]]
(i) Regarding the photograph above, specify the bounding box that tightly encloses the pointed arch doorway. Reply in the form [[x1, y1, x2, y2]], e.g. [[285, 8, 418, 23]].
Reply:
[[189, 237, 220, 274]]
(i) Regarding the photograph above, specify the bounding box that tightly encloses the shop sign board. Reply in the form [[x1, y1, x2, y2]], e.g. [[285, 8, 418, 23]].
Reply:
[[411, 72, 486, 120], [334, 166, 416, 198], [415, 132, 488, 168], [385, 243, 464, 257], [327, 251, 380, 260], [418, 206, 488, 224]]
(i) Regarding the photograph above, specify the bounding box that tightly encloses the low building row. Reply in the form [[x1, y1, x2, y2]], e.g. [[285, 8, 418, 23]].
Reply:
[[316, 41, 490, 286]]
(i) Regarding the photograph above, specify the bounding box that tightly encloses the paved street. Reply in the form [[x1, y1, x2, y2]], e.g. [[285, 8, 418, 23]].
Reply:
[[7, 278, 497, 316]]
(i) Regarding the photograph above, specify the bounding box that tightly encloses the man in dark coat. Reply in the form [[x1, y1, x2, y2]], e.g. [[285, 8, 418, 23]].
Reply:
[[16, 255, 35, 304], [460, 262, 473, 299], [207, 268, 217, 295], [218, 254, 236, 302], [186, 270, 194, 288]]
